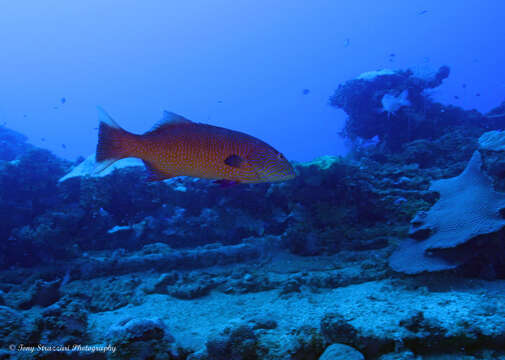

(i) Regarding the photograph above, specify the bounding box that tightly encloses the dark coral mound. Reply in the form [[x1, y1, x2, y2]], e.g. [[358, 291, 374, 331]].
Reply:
[[0, 149, 72, 267], [330, 66, 488, 154], [0, 125, 35, 161]]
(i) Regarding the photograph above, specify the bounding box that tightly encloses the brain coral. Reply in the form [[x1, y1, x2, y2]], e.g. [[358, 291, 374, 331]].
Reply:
[[389, 151, 505, 274]]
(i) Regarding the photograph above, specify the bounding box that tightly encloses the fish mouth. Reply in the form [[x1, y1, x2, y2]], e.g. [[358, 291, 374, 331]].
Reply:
[[276, 165, 297, 181], [249, 159, 296, 183]]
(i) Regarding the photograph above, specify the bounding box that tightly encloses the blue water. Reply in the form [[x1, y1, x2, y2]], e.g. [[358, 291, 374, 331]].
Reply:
[[1, 1, 504, 162]]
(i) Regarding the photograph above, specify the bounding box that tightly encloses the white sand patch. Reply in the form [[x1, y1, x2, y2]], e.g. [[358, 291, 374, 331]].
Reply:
[[357, 69, 395, 81], [88, 279, 505, 353]]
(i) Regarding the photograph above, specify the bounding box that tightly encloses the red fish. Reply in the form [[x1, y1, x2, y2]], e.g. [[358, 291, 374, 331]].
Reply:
[[95, 108, 296, 183]]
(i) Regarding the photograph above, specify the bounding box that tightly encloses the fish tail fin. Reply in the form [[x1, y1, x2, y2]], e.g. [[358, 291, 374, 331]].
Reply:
[[95, 107, 139, 173]]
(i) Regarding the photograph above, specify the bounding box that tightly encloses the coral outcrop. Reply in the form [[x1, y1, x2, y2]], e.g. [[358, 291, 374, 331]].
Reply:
[[390, 151, 505, 274], [0, 124, 35, 161], [330, 66, 453, 150], [329, 65, 500, 158]]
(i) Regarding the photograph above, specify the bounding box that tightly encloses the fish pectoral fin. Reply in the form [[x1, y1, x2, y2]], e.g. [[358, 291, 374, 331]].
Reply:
[[213, 179, 240, 187], [224, 154, 244, 168], [142, 160, 173, 182]]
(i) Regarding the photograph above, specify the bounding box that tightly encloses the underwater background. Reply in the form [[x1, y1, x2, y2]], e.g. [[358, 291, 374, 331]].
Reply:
[[2, 1, 505, 359]]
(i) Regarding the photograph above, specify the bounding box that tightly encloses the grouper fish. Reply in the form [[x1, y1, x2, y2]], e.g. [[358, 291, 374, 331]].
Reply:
[[95, 107, 296, 184]]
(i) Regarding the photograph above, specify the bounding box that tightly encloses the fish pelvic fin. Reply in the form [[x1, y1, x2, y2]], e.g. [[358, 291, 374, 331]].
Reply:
[[95, 107, 138, 173]]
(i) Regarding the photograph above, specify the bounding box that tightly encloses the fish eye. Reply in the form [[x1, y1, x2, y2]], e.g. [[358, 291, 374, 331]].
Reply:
[[277, 153, 284, 160]]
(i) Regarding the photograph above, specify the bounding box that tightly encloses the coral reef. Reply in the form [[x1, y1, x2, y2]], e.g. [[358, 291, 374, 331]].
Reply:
[[390, 151, 505, 275], [0, 149, 71, 267], [0, 147, 422, 271], [106, 317, 182, 359], [2, 65, 505, 359], [330, 66, 452, 150], [0, 125, 34, 161], [36, 296, 90, 346], [330, 65, 497, 155], [0, 305, 37, 348], [205, 324, 259, 360], [478, 130, 505, 192]]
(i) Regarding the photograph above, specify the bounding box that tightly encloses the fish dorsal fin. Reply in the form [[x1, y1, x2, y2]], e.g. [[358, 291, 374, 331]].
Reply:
[[149, 111, 192, 132], [97, 106, 121, 129], [161, 111, 192, 125]]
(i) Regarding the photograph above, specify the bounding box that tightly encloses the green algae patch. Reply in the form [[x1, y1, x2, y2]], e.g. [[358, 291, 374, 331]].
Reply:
[[298, 155, 344, 171]]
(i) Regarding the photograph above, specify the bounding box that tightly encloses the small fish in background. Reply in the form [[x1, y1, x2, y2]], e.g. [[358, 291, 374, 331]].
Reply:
[[359, 135, 379, 148], [23, 114, 27, 118], [53, 106, 59, 110], [41, 137, 46, 142], [476, 93, 481, 97], [381, 90, 411, 118], [302, 89, 310, 95], [462, 84, 467, 89], [61, 97, 66, 104], [343, 38, 350, 47], [62, 144, 67, 149], [217, 100, 223, 103], [417, 10, 428, 15], [454, 95, 460, 100], [94, 107, 296, 184], [60, 269, 71, 288]]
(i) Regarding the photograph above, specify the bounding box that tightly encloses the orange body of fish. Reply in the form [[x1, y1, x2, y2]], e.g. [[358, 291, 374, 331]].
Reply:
[[95, 108, 296, 184]]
